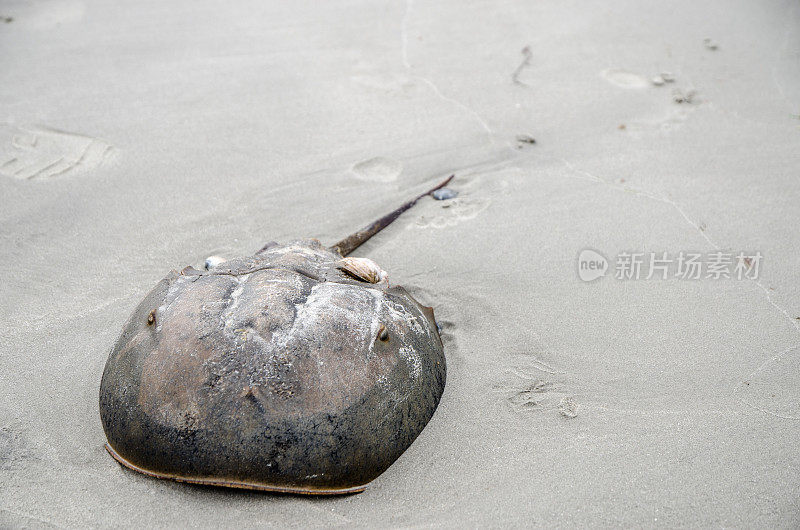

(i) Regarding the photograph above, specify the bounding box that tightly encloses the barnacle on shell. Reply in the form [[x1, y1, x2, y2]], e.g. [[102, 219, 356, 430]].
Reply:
[[336, 257, 387, 284], [204, 255, 227, 270]]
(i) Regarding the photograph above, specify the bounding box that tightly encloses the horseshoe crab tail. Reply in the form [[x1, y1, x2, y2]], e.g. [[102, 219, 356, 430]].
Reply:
[[329, 174, 454, 257]]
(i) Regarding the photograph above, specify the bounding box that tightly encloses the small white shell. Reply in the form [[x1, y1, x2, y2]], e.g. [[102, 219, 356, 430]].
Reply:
[[204, 256, 227, 270], [336, 257, 388, 284]]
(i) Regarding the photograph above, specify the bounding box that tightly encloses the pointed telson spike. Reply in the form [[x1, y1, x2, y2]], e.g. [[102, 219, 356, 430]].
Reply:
[[330, 174, 454, 257]]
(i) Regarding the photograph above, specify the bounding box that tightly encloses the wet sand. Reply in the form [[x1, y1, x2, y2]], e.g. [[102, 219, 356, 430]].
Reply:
[[2, 0, 800, 526]]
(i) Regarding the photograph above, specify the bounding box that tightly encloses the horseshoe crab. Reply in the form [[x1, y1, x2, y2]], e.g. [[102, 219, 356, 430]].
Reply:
[[99, 176, 452, 494]]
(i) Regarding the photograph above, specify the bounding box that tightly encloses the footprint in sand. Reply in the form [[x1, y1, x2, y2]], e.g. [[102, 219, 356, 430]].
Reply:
[[601, 69, 650, 89], [411, 196, 491, 229], [410, 170, 513, 229], [0, 422, 58, 471], [0, 424, 37, 471], [499, 375, 577, 418], [0, 124, 113, 180], [351, 157, 403, 183], [492, 353, 576, 417], [506, 379, 558, 412]]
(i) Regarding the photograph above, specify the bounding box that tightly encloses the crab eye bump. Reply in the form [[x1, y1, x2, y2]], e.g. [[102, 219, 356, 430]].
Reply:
[[378, 324, 389, 342]]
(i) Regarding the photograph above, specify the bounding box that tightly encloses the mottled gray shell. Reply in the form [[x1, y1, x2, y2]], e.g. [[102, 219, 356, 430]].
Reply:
[[99, 239, 446, 494]]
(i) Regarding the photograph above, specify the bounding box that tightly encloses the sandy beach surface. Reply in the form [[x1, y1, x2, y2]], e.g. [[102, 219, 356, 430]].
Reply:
[[2, 0, 800, 527]]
